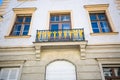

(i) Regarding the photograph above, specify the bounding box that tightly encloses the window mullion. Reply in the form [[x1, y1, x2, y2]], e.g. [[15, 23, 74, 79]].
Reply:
[[20, 17, 25, 35], [96, 14, 102, 33]]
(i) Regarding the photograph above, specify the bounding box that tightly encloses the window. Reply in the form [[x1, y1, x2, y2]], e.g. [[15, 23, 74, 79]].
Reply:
[[0, 68, 20, 80], [10, 15, 31, 36], [103, 67, 120, 80], [5, 8, 36, 38], [84, 4, 118, 35], [50, 13, 71, 31], [90, 13, 111, 33]]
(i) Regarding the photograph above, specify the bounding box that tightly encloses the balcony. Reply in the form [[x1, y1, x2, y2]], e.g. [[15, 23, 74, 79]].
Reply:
[[35, 28, 85, 42], [34, 28, 87, 60]]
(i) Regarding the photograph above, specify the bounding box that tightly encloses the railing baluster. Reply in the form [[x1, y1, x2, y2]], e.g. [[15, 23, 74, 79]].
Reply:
[[36, 28, 85, 42]]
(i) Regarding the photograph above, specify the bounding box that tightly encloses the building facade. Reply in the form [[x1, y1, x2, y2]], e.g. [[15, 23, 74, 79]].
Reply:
[[0, 0, 120, 80]]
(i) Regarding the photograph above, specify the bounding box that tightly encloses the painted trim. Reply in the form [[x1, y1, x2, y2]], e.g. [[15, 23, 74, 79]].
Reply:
[[4, 35, 31, 38], [90, 32, 119, 36]]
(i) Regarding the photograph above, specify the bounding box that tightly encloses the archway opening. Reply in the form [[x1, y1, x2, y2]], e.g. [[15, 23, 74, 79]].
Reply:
[[46, 61, 76, 80]]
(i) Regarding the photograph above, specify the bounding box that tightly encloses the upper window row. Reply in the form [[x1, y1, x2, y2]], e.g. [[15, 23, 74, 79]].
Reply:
[[7, 4, 116, 37]]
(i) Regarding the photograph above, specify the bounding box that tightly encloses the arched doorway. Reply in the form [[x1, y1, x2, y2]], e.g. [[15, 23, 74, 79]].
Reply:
[[46, 61, 76, 80]]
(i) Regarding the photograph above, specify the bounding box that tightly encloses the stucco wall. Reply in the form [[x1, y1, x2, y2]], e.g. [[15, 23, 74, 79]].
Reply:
[[0, 44, 120, 80], [0, 0, 120, 47]]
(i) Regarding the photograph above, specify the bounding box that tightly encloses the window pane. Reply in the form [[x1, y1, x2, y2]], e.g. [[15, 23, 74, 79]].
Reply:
[[25, 16, 31, 23], [9, 68, 18, 79], [51, 24, 59, 31], [0, 68, 9, 80], [90, 14, 97, 20], [23, 24, 30, 35], [61, 15, 70, 21], [12, 24, 21, 35], [114, 68, 120, 77], [91, 22, 100, 33], [103, 68, 112, 77], [98, 13, 106, 20], [50, 15, 59, 22], [16, 17, 24, 23], [62, 23, 70, 30], [100, 21, 110, 32], [14, 24, 22, 31]]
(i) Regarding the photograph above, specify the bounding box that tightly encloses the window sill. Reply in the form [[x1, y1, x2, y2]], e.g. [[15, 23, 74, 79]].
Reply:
[[4, 35, 31, 39], [90, 32, 119, 36]]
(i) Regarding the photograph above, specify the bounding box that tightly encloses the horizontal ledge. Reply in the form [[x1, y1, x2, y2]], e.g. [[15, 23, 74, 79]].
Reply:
[[33, 41, 88, 46], [4, 35, 31, 38], [90, 32, 119, 36]]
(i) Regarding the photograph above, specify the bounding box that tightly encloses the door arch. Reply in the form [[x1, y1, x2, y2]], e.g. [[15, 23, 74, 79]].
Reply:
[[46, 61, 76, 80]]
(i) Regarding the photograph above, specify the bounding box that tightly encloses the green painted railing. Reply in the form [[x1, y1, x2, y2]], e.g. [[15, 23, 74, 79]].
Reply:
[[36, 29, 85, 42]]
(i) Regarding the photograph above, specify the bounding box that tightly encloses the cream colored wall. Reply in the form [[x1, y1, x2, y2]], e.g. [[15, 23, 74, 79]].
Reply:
[[0, 44, 120, 80]]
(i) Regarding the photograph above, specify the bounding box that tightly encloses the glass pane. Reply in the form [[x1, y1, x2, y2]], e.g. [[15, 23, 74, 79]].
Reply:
[[91, 22, 100, 33], [62, 23, 70, 30], [14, 24, 22, 31], [61, 15, 70, 21], [103, 68, 112, 77], [23, 24, 30, 35], [9, 69, 18, 79], [0, 68, 9, 80], [12, 24, 21, 35], [90, 14, 97, 20], [24, 24, 30, 31], [98, 13, 106, 20], [12, 32, 20, 36], [16, 17, 24, 23], [114, 68, 120, 77], [25, 16, 31, 22], [100, 21, 110, 32], [50, 15, 59, 22], [51, 24, 59, 31]]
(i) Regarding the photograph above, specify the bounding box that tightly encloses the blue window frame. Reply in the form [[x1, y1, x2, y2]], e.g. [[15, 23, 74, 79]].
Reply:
[[11, 15, 31, 36], [90, 13, 111, 33]]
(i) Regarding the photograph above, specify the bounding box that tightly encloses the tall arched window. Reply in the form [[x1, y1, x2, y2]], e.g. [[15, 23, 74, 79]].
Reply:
[[46, 61, 76, 80]]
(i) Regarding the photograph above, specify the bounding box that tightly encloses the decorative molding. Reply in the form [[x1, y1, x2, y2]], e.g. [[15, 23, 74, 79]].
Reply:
[[33, 41, 88, 60], [84, 4, 109, 11], [35, 45, 41, 60], [80, 44, 87, 60], [0, 0, 10, 22], [90, 32, 119, 36], [4, 35, 31, 38], [13, 7, 37, 14], [0, 60, 25, 67]]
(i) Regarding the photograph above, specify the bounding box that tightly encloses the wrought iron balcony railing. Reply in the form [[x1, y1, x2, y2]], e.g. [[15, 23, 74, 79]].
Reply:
[[35, 29, 85, 42]]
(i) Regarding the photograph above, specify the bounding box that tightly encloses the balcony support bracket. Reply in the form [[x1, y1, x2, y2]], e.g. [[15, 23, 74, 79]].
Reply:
[[35, 45, 41, 60], [80, 44, 87, 60]]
